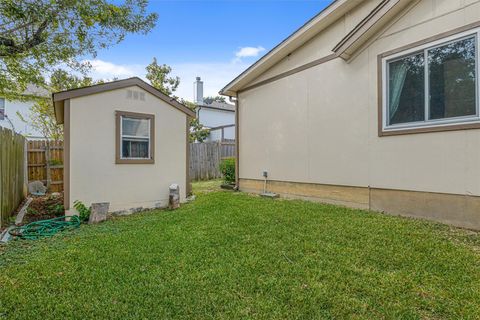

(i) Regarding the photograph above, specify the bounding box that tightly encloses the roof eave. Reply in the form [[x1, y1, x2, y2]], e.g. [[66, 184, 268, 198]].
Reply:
[[220, 0, 364, 96], [221, 0, 421, 96], [52, 77, 196, 118], [53, 99, 64, 125], [333, 0, 417, 60]]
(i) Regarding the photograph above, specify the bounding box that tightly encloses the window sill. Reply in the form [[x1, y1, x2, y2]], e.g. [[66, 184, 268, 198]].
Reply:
[[379, 121, 480, 136], [115, 158, 155, 164]]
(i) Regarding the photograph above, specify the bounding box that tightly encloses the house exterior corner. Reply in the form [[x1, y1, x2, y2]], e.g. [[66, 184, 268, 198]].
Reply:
[[230, 0, 480, 229]]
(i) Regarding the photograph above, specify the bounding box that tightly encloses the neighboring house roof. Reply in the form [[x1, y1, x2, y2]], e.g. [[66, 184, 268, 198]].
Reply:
[[52, 77, 196, 124], [208, 124, 235, 130], [220, 0, 415, 96], [23, 84, 50, 98], [198, 101, 235, 112], [0, 84, 50, 100]]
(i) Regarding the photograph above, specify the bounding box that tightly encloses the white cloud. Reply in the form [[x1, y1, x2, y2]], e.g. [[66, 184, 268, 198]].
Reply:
[[235, 46, 265, 58], [232, 46, 265, 64], [84, 59, 145, 80], [83, 44, 266, 99]]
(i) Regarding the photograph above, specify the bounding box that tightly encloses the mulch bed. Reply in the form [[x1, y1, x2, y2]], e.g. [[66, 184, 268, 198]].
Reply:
[[23, 194, 65, 224]]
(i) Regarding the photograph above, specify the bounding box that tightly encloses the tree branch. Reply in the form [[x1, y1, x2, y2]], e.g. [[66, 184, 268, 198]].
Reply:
[[0, 20, 38, 36], [0, 18, 50, 56]]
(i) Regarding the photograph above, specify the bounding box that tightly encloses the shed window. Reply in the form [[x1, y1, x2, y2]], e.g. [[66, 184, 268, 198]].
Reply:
[[116, 111, 154, 164], [0, 98, 5, 120], [382, 30, 479, 133]]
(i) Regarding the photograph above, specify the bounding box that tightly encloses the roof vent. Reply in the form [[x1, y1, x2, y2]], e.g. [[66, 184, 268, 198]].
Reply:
[[127, 90, 145, 101]]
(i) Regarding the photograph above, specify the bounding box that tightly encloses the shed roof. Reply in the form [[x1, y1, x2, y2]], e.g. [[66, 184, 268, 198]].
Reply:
[[52, 77, 196, 124]]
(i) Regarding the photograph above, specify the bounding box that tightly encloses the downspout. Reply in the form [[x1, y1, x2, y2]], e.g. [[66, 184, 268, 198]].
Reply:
[[196, 106, 201, 123], [229, 95, 239, 191]]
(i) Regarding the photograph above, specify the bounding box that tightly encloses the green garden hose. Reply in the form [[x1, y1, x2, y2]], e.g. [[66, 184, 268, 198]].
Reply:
[[9, 215, 81, 240]]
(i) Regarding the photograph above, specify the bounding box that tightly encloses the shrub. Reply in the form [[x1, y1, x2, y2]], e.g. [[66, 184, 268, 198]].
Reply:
[[49, 159, 63, 166], [73, 200, 91, 222], [47, 203, 64, 216], [220, 158, 235, 184]]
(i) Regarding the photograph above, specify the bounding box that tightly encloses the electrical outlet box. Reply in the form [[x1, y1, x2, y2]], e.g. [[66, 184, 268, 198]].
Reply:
[[262, 170, 268, 178]]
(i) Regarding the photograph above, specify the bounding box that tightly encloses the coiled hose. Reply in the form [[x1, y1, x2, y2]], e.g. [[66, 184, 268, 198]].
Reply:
[[9, 215, 81, 240]]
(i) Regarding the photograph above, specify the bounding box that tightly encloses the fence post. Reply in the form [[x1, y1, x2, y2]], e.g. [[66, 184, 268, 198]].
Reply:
[[0, 127, 26, 227], [23, 140, 28, 197], [188, 141, 236, 181], [45, 141, 51, 191]]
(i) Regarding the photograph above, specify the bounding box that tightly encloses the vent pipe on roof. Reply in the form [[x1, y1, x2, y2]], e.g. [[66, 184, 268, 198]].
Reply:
[[194, 76, 204, 105]]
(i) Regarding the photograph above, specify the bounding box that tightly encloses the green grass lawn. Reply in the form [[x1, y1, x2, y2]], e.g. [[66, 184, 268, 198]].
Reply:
[[1, 181, 479, 319], [192, 178, 223, 194]]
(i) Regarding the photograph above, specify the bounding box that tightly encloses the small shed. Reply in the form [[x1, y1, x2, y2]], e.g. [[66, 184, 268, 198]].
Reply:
[[53, 77, 195, 214]]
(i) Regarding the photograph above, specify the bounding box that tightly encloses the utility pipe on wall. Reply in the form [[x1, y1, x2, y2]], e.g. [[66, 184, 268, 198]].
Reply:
[[228, 95, 239, 190], [263, 170, 268, 194]]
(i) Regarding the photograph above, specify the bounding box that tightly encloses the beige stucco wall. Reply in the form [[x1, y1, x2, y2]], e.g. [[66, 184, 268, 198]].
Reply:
[[68, 86, 187, 213], [238, 0, 480, 197]]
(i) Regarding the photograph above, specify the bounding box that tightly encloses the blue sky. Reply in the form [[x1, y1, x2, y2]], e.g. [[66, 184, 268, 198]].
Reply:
[[88, 0, 332, 100]]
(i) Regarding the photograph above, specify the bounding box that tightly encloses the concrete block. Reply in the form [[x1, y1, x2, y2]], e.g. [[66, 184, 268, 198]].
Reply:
[[169, 184, 180, 209], [88, 202, 109, 224]]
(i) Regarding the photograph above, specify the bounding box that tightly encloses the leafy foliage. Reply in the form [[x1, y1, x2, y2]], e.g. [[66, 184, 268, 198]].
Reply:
[[145, 61, 210, 142], [47, 203, 64, 216], [73, 200, 91, 222], [189, 118, 210, 142], [180, 99, 210, 142], [145, 57, 180, 96], [49, 69, 98, 91], [24, 194, 64, 222], [203, 96, 226, 104], [220, 157, 235, 184], [16, 98, 63, 140], [0, 0, 157, 96], [17, 69, 102, 140], [48, 159, 63, 166]]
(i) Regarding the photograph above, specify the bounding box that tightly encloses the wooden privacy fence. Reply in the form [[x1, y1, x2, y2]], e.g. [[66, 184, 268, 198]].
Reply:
[[0, 127, 27, 227], [189, 141, 235, 181], [27, 140, 64, 192]]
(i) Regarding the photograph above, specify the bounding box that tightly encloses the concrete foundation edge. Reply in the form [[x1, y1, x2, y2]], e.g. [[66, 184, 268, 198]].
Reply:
[[239, 178, 480, 230]]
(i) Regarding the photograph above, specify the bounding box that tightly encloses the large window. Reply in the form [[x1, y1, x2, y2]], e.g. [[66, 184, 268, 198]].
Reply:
[[115, 111, 154, 164], [0, 98, 5, 120], [382, 30, 479, 133]]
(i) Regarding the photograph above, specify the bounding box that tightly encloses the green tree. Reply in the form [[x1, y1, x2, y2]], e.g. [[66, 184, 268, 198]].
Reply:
[[17, 69, 103, 140], [145, 60, 209, 142], [203, 96, 226, 104], [0, 0, 157, 98], [17, 98, 63, 140], [180, 99, 210, 142], [145, 57, 180, 96], [188, 118, 210, 142], [49, 69, 98, 91]]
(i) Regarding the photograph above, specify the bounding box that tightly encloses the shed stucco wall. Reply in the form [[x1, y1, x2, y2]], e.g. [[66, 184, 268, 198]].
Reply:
[[68, 86, 187, 213]]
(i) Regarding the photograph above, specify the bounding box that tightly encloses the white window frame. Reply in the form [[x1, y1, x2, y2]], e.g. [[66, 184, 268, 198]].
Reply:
[[120, 115, 151, 160], [382, 28, 480, 133]]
